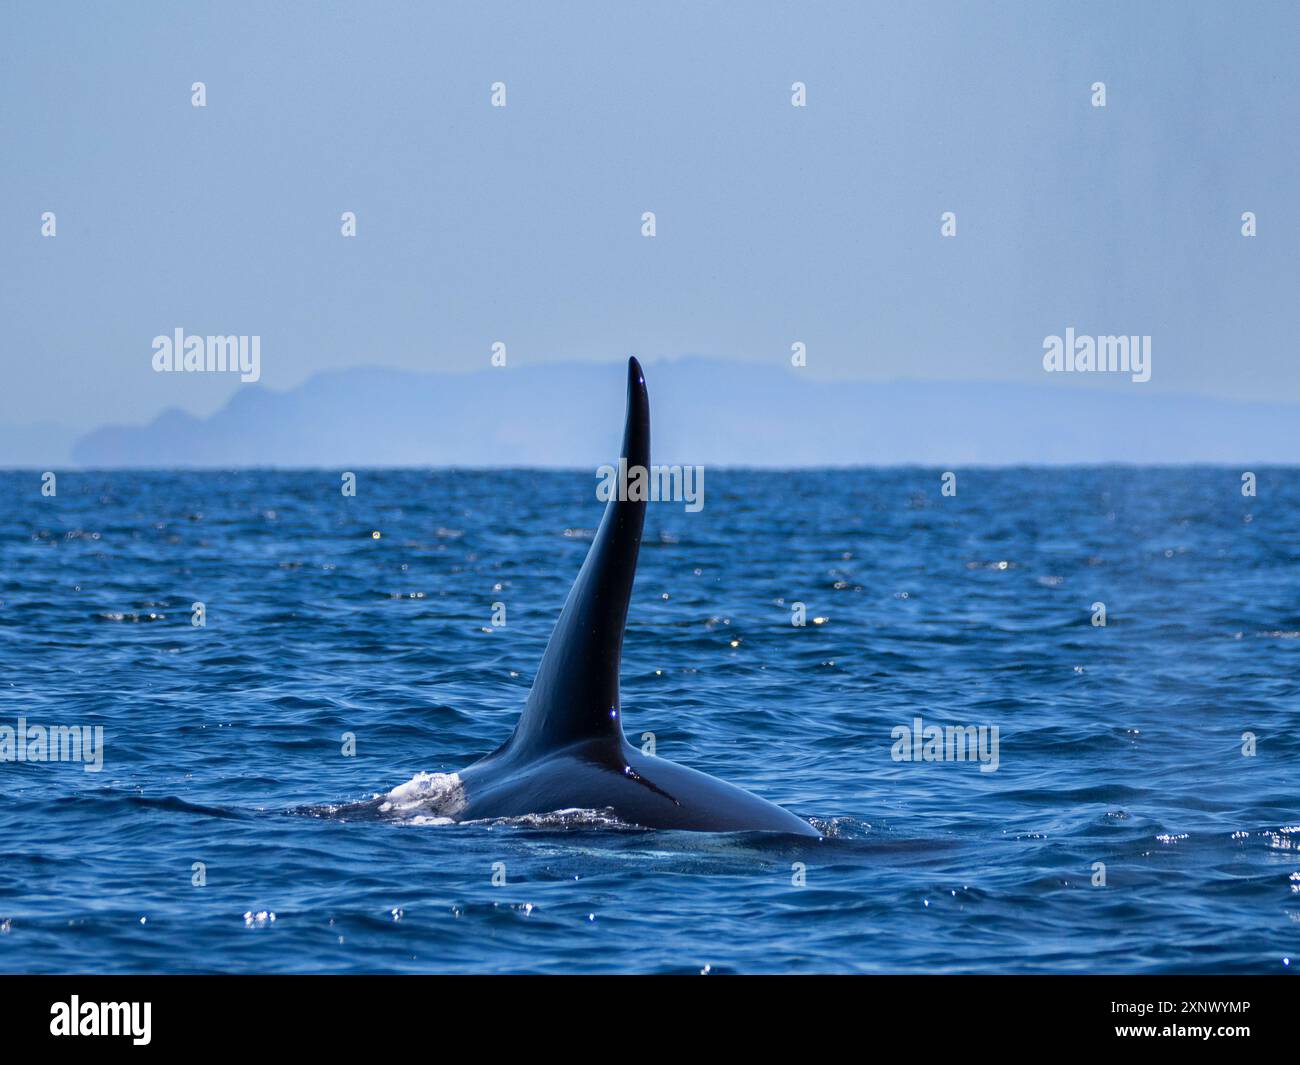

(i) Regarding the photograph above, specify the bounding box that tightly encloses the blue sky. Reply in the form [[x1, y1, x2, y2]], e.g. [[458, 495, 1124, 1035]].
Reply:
[[1, 0, 1296, 431]]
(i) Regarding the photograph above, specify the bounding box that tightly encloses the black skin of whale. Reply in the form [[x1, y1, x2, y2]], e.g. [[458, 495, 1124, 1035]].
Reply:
[[449, 358, 817, 835]]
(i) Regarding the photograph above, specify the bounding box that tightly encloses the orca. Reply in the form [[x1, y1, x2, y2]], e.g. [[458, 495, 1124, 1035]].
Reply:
[[388, 357, 817, 835]]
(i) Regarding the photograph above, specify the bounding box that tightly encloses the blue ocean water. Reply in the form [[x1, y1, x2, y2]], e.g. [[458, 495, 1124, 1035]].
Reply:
[[0, 467, 1296, 974]]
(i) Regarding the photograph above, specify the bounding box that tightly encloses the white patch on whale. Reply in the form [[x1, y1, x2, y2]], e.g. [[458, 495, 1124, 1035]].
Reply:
[[378, 771, 466, 822]]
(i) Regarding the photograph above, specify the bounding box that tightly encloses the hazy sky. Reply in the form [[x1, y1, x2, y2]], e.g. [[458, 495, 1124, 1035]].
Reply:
[[2, 1, 1296, 430]]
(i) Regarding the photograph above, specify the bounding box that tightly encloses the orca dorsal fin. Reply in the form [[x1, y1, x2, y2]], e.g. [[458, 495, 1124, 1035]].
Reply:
[[507, 357, 649, 755]]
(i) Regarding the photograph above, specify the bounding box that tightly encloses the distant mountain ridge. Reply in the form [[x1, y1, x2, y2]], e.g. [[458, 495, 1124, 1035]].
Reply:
[[21, 358, 1300, 467]]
